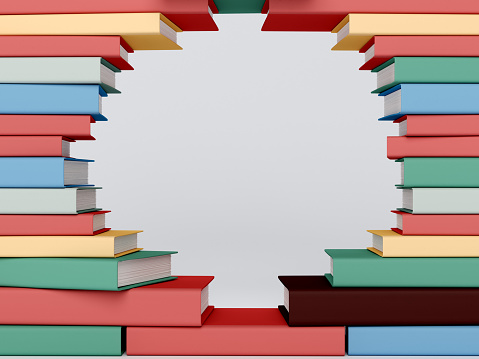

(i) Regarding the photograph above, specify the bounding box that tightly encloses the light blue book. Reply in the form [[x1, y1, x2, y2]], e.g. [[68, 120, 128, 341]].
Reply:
[[378, 84, 479, 121], [0, 157, 92, 188], [348, 326, 479, 356], [0, 84, 107, 121]]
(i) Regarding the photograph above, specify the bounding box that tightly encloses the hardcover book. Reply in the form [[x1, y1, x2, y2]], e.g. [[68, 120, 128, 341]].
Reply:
[[0, 136, 73, 157], [399, 188, 479, 214], [394, 115, 479, 137]]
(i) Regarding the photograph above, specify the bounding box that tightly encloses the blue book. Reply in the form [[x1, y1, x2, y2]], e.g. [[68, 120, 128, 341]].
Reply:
[[0, 157, 93, 188], [348, 326, 479, 356], [378, 84, 479, 121], [0, 84, 107, 121]]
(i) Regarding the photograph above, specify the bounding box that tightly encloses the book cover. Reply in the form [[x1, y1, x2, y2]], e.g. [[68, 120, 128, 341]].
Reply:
[[0, 136, 74, 157], [399, 188, 479, 214], [388, 136, 479, 159], [348, 326, 479, 356], [326, 248, 479, 287], [126, 308, 345, 356], [393, 115, 479, 137]]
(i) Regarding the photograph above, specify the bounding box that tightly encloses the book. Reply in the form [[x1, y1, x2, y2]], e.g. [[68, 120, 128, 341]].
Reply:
[[368, 229, 479, 257], [0, 84, 107, 121], [394, 115, 479, 137], [0, 13, 182, 51], [0, 36, 133, 71], [392, 210, 479, 235], [0, 187, 100, 214], [0, 326, 124, 356], [0, 230, 142, 258], [379, 84, 479, 121], [0, 251, 177, 290], [399, 188, 479, 214], [0, 57, 120, 93], [0, 157, 92, 188], [348, 326, 479, 356], [0, 136, 74, 157], [373, 57, 479, 94], [0, 276, 213, 326], [333, 14, 479, 51], [325, 248, 479, 287], [279, 275, 479, 326], [0, 0, 216, 31], [398, 157, 479, 188], [126, 308, 345, 355], [214, 0, 266, 13], [360, 36, 479, 71], [388, 136, 479, 159], [0, 115, 97, 140]]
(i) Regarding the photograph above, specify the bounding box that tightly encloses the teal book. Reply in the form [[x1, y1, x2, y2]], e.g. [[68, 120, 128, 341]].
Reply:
[[326, 249, 479, 287], [0, 251, 177, 290], [0, 326, 124, 356], [398, 158, 479, 188]]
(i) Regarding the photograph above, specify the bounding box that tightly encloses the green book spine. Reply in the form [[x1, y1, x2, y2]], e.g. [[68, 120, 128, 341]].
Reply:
[[325, 249, 479, 287], [214, 0, 266, 13], [0, 326, 124, 355], [398, 158, 479, 188], [372, 57, 479, 93]]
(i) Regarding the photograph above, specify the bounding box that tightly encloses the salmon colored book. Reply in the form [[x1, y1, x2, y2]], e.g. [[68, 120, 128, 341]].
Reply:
[[127, 308, 345, 356], [0, 276, 213, 326], [393, 115, 479, 137], [0, 136, 76, 157]]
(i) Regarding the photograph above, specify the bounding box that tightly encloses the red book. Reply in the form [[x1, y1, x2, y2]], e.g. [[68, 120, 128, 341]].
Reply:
[[394, 115, 479, 137], [392, 210, 479, 235], [262, 1, 479, 32], [0, 0, 216, 31], [360, 36, 479, 71], [0, 115, 96, 140], [0, 276, 213, 326], [126, 308, 345, 356], [0, 211, 110, 236], [0, 136, 76, 157], [0, 36, 133, 71], [387, 136, 479, 159]]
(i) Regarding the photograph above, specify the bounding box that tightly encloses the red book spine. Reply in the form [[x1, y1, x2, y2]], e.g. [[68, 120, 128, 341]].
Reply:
[[126, 309, 345, 356], [387, 136, 479, 159], [393, 210, 479, 235], [394, 115, 479, 137], [360, 36, 479, 70], [0, 136, 74, 157]]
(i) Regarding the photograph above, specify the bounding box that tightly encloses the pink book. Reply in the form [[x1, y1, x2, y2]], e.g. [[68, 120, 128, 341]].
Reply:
[[394, 115, 479, 137]]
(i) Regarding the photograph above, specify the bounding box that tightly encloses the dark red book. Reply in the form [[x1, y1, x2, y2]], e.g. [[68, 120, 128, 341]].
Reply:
[[279, 275, 479, 326], [360, 36, 479, 71]]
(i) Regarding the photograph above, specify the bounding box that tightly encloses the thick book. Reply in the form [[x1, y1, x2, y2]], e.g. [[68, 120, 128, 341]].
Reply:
[[392, 210, 479, 235], [0, 13, 181, 51], [368, 229, 479, 257], [0, 276, 213, 326], [279, 275, 479, 326], [373, 57, 479, 94], [400, 188, 479, 214], [398, 157, 479, 188], [0, 36, 133, 71], [394, 115, 479, 137], [0, 136, 74, 157], [388, 136, 479, 159], [0, 187, 100, 214], [0, 84, 107, 121], [379, 84, 479, 121], [0, 57, 119, 93], [0, 326, 124, 356], [126, 308, 345, 356], [348, 326, 479, 356], [0, 157, 92, 188], [326, 248, 479, 287], [0, 230, 142, 258], [0, 115, 97, 140], [0, 251, 177, 290]]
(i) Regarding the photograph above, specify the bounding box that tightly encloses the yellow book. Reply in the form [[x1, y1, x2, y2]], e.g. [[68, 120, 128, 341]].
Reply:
[[368, 229, 479, 257], [0, 230, 143, 258], [0, 13, 182, 51], [332, 14, 479, 51]]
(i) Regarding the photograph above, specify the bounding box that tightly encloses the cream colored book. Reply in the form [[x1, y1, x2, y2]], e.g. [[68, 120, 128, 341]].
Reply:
[[368, 229, 479, 257], [0, 230, 143, 257], [332, 14, 479, 51], [0, 13, 182, 50]]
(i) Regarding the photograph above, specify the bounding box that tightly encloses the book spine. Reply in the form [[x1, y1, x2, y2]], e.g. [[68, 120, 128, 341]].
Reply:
[[0, 136, 66, 157], [398, 212, 479, 235], [387, 136, 479, 158]]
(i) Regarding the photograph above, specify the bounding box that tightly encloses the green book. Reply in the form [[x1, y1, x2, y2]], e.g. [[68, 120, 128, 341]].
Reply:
[[214, 0, 266, 13], [0, 251, 177, 290], [372, 57, 479, 93], [0, 326, 124, 355], [325, 249, 479, 287], [397, 158, 479, 188]]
